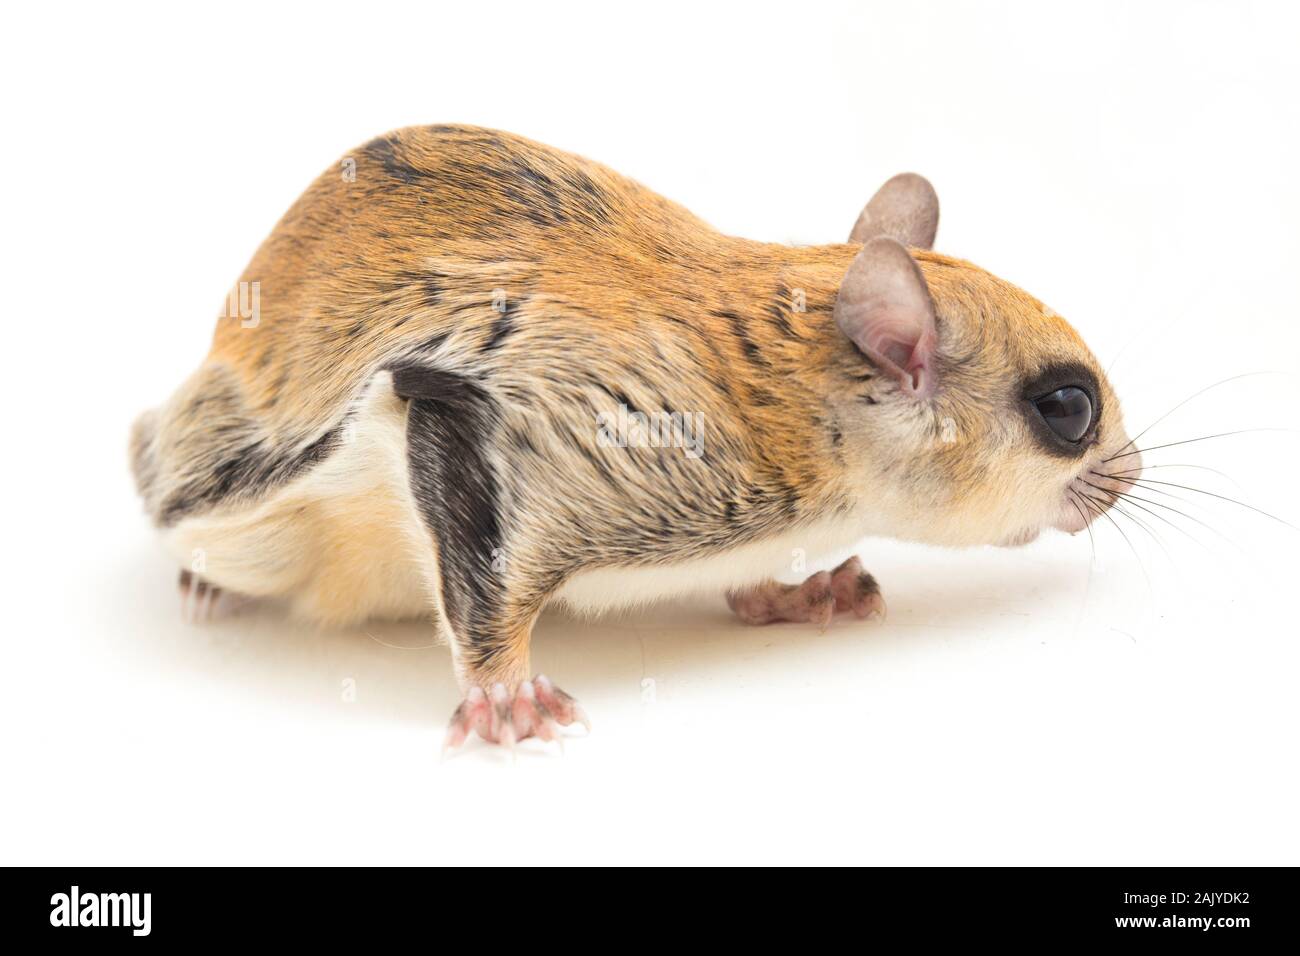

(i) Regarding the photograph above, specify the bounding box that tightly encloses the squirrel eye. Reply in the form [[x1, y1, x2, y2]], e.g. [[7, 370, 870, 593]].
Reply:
[[1034, 386, 1093, 442]]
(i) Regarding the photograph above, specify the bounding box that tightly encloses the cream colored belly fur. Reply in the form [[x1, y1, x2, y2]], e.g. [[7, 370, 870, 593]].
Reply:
[[161, 375, 434, 626], [163, 374, 872, 627]]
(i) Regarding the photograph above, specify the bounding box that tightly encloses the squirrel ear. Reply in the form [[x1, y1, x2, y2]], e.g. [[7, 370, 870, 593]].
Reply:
[[834, 237, 939, 399], [849, 173, 939, 249]]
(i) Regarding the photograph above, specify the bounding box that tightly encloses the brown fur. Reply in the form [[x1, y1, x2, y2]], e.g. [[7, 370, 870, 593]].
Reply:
[[132, 125, 1133, 693]]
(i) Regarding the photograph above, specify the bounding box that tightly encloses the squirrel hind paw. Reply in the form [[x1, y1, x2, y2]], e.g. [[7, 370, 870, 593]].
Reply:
[[177, 569, 247, 624]]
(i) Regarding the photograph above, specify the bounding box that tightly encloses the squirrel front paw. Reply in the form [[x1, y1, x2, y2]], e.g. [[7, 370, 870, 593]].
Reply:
[[442, 675, 590, 756]]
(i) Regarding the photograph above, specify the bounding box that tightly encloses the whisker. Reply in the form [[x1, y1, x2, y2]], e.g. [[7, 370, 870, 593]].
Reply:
[[1094, 470, 1203, 506], [1084, 480, 1176, 531], [1086, 477, 1239, 548], [1082, 489, 1159, 548], [1102, 461, 1240, 487], [1108, 371, 1284, 460], [1076, 491, 1109, 534], [1066, 491, 1100, 635], [1110, 499, 1176, 565], [1077, 490, 1153, 596], [1082, 480, 1215, 554], [1105, 428, 1296, 463], [1068, 490, 1097, 563], [1123, 477, 1296, 530]]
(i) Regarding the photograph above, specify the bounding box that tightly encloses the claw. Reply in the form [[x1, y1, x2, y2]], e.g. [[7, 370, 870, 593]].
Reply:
[[194, 580, 209, 621], [441, 686, 490, 758], [831, 556, 886, 620], [177, 569, 233, 624], [543, 720, 565, 753], [198, 583, 218, 620], [569, 701, 592, 734], [519, 681, 564, 750], [441, 719, 467, 760], [443, 675, 589, 752], [535, 674, 592, 733], [489, 683, 512, 741], [178, 569, 193, 622], [205, 586, 223, 620]]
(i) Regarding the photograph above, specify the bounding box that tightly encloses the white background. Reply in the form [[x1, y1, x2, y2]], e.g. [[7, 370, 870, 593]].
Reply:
[[2, 1, 1297, 865]]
